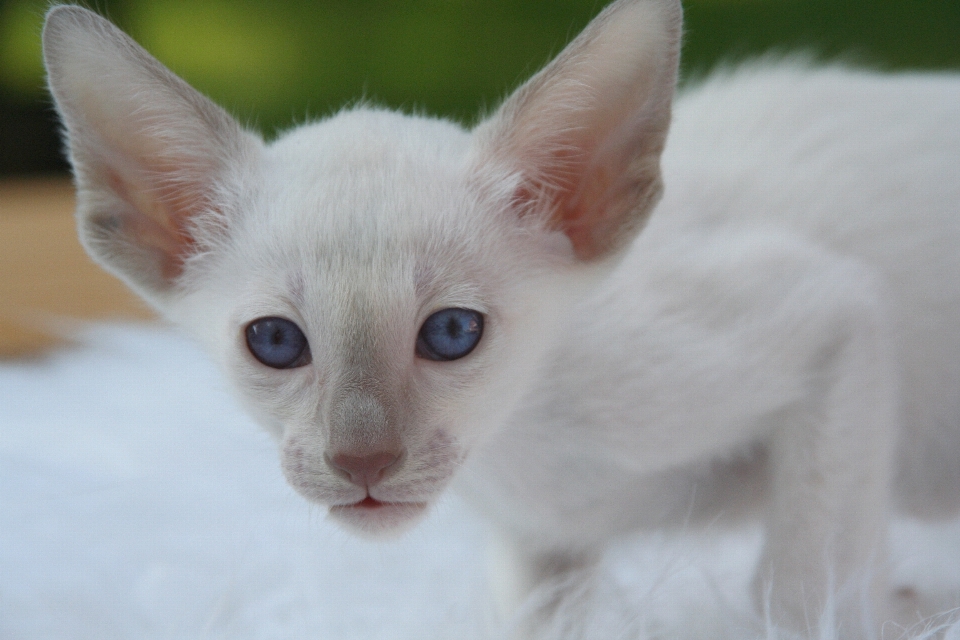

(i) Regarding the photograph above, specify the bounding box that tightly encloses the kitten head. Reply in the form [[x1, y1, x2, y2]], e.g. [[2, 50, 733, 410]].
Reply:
[[43, 0, 681, 536]]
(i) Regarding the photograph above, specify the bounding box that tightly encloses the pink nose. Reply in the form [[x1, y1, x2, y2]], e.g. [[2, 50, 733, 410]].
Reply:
[[328, 451, 401, 488]]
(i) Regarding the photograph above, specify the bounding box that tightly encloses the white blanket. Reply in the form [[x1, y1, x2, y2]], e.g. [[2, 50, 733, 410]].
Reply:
[[2, 324, 958, 639]]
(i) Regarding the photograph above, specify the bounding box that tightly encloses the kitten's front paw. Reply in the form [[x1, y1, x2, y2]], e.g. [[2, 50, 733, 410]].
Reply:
[[750, 560, 881, 640]]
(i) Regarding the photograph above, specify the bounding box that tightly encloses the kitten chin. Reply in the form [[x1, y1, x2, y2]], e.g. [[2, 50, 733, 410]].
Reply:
[[328, 499, 430, 538]]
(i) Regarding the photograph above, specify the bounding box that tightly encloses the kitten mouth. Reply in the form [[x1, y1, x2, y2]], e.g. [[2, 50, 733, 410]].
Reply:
[[353, 496, 389, 509], [328, 496, 429, 537], [342, 495, 427, 510]]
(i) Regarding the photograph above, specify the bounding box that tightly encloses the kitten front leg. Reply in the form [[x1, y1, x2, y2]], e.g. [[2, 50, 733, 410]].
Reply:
[[753, 262, 898, 638], [488, 530, 601, 639]]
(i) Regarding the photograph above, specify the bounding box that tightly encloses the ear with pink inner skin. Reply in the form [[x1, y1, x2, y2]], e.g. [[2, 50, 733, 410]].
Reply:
[[473, 0, 682, 261], [43, 6, 261, 307]]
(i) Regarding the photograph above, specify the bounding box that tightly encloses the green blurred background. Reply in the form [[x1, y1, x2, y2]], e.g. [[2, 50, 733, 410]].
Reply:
[[1, 0, 958, 177]]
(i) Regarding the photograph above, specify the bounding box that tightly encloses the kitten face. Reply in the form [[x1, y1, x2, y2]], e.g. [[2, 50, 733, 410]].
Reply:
[[172, 110, 574, 535], [45, 0, 679, 536]]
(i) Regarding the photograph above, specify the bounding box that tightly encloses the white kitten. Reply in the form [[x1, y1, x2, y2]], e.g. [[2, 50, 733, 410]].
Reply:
[[43, 1, 960, 636]]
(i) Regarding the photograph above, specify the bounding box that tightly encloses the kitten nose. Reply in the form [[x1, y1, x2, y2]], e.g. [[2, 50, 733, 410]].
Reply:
[[328, 451, 401, 488]]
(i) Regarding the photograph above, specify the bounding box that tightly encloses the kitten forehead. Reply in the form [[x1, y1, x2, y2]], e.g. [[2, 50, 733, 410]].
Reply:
[[266, 108, 470, 182], [215, 106, 507, 330], [249, 107, 482, 256]]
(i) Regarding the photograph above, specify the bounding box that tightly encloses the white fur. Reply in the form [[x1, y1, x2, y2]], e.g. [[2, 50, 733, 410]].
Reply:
[[43, 1, 960, 637]]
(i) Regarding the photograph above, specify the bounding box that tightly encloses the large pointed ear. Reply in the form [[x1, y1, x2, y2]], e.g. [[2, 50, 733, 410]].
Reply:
[[43, 6, 261, 307], [472, 0, 682, 261]]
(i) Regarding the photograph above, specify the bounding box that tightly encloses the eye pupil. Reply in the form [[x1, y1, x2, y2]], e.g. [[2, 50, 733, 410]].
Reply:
[[417, 308, 484, 361], [246, 317, 311, 369], [446, 318, 460, 337]]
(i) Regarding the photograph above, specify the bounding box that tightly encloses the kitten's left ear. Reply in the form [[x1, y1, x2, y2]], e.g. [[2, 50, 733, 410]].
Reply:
[[43, 6, 261, 308], [472, 0, 682, 261]]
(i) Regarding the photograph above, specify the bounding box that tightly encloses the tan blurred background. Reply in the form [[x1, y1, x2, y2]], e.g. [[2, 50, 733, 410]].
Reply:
[[0, 178, 152, 356], [1, 0, 957, 358]]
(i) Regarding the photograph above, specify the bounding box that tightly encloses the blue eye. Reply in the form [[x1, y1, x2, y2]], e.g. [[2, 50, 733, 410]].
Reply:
[[245, 317, 311, 369], [417, 308, 484, 361]]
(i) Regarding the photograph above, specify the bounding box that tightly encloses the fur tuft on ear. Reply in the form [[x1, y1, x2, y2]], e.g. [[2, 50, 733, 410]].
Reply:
[[472, 0, 682, 261], [43, 6, 261, 306]]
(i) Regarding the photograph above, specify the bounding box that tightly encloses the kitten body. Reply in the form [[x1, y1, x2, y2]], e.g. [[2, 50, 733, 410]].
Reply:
[[460, 66, 960, 629], [42, 1, 960, 636]]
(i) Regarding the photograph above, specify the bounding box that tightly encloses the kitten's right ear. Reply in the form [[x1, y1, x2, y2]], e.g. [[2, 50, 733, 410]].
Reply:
[[472, 0, 682, 262], [43, 6, 261, 307]]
